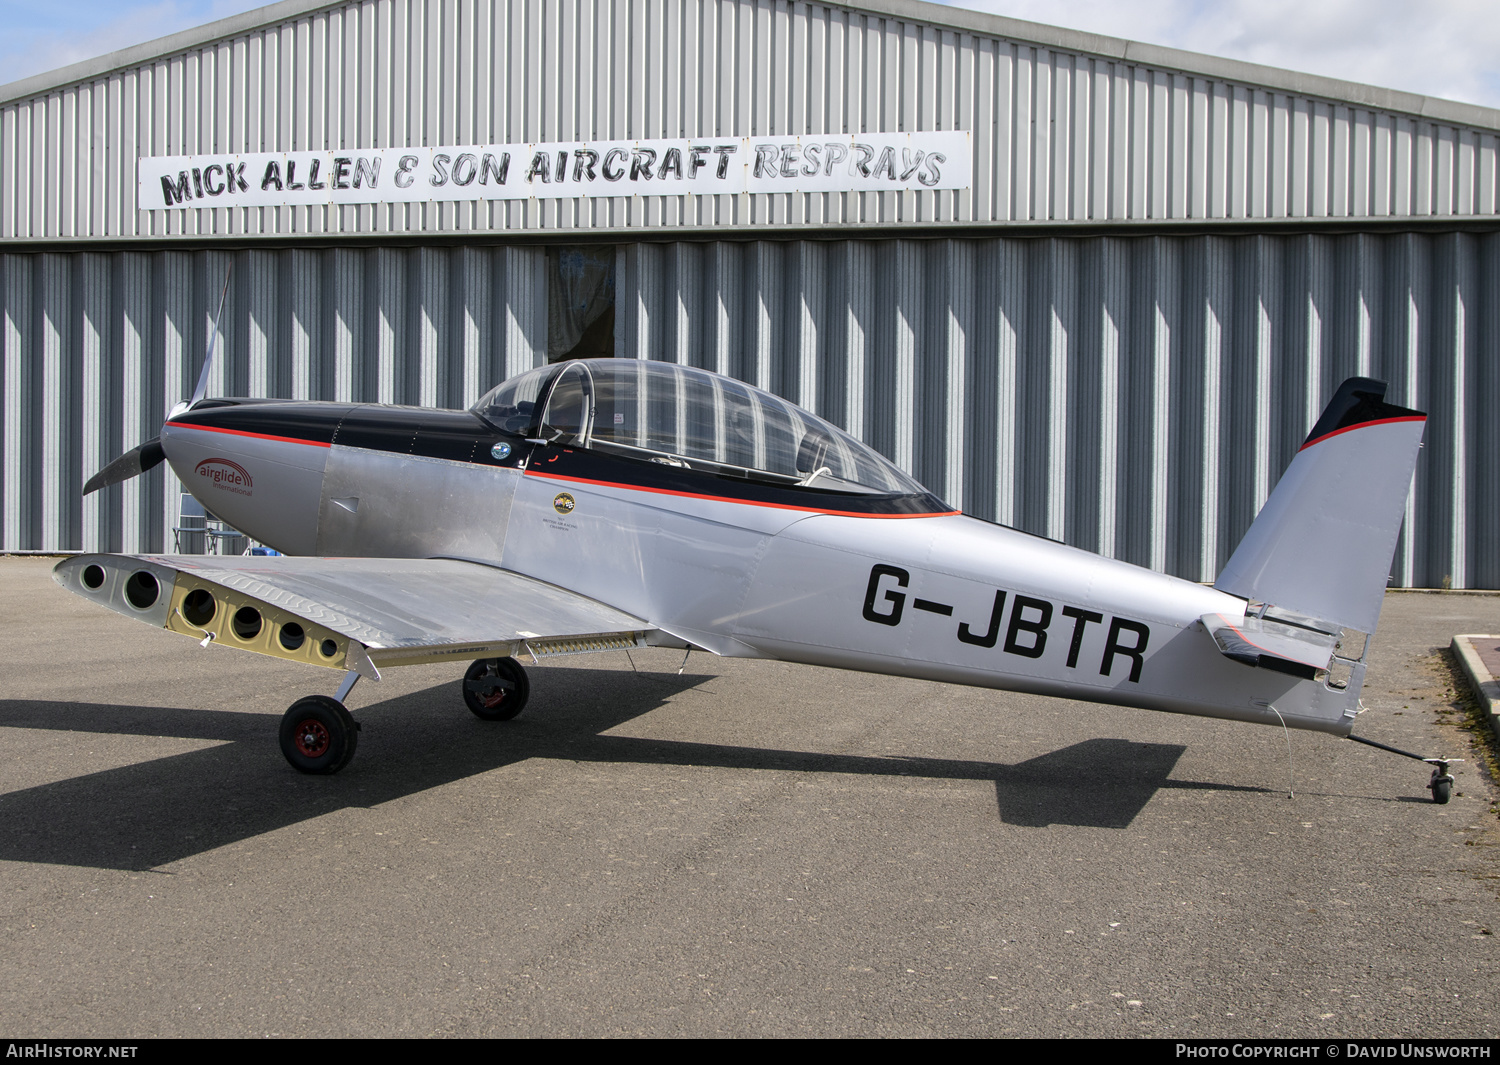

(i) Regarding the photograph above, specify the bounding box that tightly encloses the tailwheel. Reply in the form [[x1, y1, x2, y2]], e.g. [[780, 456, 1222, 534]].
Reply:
[[280, 694, 359, 774], [1347, 734, 1460, 804], [1429, 763, 1455, 805], [464, 657, 530, 721]]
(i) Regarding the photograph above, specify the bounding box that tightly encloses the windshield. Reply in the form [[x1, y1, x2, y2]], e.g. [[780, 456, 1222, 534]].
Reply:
[[472, 359, 925, 496]]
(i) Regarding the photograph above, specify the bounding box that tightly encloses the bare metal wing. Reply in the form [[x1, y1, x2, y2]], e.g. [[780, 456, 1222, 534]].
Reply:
[[54, 554, 653, 676]]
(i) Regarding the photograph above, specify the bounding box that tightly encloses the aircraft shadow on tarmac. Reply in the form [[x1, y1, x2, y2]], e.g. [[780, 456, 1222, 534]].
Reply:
[[0, 666, 1233, 871]]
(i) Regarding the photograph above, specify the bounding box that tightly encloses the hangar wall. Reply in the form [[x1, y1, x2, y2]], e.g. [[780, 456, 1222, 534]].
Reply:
[[4, 0, 1499, 241], [618, 233, 1498, 590], [3, 230, 1495, 589], [0, 245, 545, 553]]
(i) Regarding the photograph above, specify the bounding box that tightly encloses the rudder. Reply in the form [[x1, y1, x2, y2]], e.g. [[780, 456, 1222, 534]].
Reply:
[[1214, 378, 1426, 634]]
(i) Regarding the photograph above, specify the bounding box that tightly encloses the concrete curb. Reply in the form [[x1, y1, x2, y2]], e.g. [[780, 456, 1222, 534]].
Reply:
[[1450, 635, 1500, 742]]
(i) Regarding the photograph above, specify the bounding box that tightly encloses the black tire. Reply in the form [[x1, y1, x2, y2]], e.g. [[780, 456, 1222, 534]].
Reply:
[[1430, 774, 1453, 805], [280, 695, 358, 774], [464, 657, 530, 721]]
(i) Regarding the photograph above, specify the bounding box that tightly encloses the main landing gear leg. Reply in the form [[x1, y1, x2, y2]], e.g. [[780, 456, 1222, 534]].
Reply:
[[1347, 734, 1459, 804], [279, 670, 364, 775]]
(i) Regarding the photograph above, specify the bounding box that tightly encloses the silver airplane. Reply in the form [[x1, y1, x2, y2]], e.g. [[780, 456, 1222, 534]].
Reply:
[[56, 337, 1450, 799]]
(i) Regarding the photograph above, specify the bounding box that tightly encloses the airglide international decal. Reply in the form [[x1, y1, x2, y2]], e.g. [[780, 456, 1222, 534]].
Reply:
[[137, 132, 970, 210], [861, 564, 1151, 682], [194, 458, 254, 497]]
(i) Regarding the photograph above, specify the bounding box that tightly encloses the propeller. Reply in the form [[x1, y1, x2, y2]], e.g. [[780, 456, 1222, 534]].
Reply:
[[84, 264, 232, 497]]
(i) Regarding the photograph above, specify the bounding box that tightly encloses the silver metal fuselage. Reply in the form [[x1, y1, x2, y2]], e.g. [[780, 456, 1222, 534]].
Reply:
[[161, 401, 1360, 736]]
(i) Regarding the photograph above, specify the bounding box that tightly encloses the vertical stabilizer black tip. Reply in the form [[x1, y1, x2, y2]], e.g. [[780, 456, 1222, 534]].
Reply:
[[1302, 377, 1424, 449]]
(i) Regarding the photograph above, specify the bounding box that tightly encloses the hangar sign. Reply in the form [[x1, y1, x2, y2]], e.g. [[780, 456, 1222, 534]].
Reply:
[[137, 131, 969, 210]]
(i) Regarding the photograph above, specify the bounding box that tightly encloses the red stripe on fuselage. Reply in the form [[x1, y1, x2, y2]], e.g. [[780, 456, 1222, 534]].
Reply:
[[526, 469, 959, 519], [1299, 415, 1426, 452], [165, 422, 333, 448]]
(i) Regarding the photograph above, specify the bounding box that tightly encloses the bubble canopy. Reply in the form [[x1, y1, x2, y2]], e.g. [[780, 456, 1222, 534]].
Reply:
[[472, 359, 927, 497]]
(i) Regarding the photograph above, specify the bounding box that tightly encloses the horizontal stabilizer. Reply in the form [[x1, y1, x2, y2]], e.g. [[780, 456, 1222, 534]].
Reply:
[[1201, 613, 1339, 681]]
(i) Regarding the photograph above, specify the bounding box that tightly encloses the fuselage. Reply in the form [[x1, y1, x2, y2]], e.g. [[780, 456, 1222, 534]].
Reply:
[[161, 396, 1361, 735]]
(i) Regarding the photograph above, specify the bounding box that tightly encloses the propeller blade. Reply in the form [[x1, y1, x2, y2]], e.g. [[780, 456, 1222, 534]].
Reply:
[[83, 438, 165, 496], [187, 263, 233, 412]]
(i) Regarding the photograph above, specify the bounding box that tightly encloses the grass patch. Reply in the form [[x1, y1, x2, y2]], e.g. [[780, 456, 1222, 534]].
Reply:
[[1435, 647, 1500, 815]]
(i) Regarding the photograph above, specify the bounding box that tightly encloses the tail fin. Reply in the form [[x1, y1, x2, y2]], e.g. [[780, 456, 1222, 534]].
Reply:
[[1214, 378, 1426, 634]]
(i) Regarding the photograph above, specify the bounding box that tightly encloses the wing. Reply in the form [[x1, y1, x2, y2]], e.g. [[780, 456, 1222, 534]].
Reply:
[[54, 554, 653, 678]]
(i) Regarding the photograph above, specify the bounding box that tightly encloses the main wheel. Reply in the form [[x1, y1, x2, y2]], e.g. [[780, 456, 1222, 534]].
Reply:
[[464, 657, 530, 721], [280, 695, 358, 774]]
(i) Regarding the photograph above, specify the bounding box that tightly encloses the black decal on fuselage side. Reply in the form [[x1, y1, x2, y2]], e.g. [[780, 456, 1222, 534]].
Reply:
[[1101, 618, 1150, 683], [1004, 595, 1052, 658], [958, 590, 1006, 648], [1060, 607, 1104, 668], [862, 565, 909, 626], [912, 599, 952, 616]]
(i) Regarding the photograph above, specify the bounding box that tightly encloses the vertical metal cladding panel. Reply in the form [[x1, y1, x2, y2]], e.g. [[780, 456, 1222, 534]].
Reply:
[[4, 232, 1498, 587], [5, 0, 1500, 240], [617, 233, 1500, 589], [0, 244, 544, 552]]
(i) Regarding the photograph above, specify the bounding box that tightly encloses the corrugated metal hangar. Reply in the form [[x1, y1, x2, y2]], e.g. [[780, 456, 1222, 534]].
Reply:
[[2, 0, 1497, 586]]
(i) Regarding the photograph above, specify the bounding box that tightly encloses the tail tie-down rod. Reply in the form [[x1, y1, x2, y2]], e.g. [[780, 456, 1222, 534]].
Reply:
[[1347, 733, 1460, 804]]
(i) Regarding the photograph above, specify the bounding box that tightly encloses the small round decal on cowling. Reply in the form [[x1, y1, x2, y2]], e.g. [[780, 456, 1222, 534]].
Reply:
[[552, 492, 576, 515], [490, 441, 511, 461]]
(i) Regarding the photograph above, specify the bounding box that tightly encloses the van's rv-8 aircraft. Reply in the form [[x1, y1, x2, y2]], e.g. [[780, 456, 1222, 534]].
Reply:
[[58, 326, 1453, 801]]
